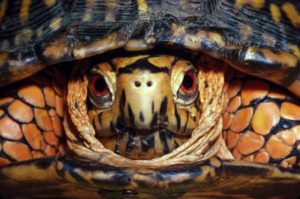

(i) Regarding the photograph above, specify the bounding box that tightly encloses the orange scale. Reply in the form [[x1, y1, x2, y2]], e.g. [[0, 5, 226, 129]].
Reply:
[[32, 151, 45, 159], [230, 107, 253, 132], [242, 154, 254, 162], [0, 116, 23, 140], [222, 112, 233, 130], [237, 131, 265, 155], [266, 135, 292, 160], [278, 130, 296, 146], [226, 96, 241, 113], [281, 102, 300, 120], [0, 157, 10, 166], [290, 125, 300, 140], [227, 79, 242, 99], [254, 151, 270, 164], [0, 97, 14, 106], [232, 147, 242, 160], [280, 156, 297, 168], [22, 123, 43, 150], [241, 79, 269, 106], [226, 130, 240, 149], [44, 131, 59, 146], [34, 108, 53, 131], [3, 141, 32, 161], [43, 86, 56, 107], [268, 88, 286, 100], [44, 145, 57, 156], [18, 85, 45, 108], [49, 111, 64, 137], [55, 96, 64, 118], [8, 99, 33, 123], [252, 102, 280, 136]]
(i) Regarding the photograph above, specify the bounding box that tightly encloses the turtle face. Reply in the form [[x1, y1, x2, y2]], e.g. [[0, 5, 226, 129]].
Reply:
[[86, 55, 200, 159]]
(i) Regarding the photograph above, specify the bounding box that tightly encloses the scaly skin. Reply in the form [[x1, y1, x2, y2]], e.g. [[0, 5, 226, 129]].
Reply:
[[224, 72, 300, 168], [0, 55, 299, 169], [0, 68, 66, 165]]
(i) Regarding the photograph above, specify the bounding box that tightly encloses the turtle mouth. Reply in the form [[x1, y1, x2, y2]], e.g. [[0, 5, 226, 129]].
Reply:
[[99, 127, 190, 160]]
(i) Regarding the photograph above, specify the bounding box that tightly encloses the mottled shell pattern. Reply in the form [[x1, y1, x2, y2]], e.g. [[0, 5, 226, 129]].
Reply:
[[0, 0, 299, 95], [0, 1, 300, 198]]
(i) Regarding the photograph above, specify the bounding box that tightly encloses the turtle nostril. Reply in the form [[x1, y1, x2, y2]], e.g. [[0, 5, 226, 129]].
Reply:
[[134, 81, 141, 87], [147, 81, 153, 87]]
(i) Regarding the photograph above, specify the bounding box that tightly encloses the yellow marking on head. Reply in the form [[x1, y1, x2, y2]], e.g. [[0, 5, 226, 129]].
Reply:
[[148, 56, 175, 68], [282, 3, 300, 28], [137, 0, 149, 19], [95, 62, 117, 97], [288, 44, 300, 58], [97, 62, 114, 73], [49, 17, 62, 31], [20, 0, 32, 24], [83, 0, 96, 21], [0, 0, 7, 23], [270, 3, 281, 24], [235, 0, 265, 10], [43, 0, 56, 7], [113, 55, 149, 68]]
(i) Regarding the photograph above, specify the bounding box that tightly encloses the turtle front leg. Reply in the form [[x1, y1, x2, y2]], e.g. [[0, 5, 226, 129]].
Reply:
[[223, 72, 300, 169], [0, 69, 66, 166]]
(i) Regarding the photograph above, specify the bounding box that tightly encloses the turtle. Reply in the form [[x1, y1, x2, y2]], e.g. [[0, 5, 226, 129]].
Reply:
[[0, 0, 300, 198]]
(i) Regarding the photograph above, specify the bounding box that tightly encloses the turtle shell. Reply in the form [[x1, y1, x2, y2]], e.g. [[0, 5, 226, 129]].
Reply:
[[0, 0, 300, 198], [0, 0, 300, 94]]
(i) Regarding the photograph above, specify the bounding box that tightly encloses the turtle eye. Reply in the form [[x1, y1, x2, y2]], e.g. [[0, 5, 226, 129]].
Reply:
[[89, 74, 112, 108], [179, 70, 197, 94], [90, 75, 109, 97], [177, 70, 198, 105]]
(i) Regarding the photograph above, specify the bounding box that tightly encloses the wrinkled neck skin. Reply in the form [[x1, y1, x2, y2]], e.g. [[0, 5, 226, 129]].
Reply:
[[65, 53, 230, 167]]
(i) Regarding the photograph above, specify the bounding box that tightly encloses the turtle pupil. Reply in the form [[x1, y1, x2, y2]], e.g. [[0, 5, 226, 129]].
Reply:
[[94, 77, 107, 92], [182, 72, 194, 90]]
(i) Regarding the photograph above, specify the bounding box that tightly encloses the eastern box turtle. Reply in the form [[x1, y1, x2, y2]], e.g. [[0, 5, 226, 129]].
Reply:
[[0, 0, 300, 198]]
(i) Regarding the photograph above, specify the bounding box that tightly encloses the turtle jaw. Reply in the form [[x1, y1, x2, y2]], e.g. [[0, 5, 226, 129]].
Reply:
[[99, 127, 190, 160]]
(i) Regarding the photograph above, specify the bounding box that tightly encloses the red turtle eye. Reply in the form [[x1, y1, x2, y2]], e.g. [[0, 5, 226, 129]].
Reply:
[[90, 75, 109, 97], [179, 70, 197, 94]]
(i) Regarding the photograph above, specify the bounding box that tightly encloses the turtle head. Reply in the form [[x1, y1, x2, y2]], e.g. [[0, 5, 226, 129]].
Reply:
[[86, 54, 200, 159]]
